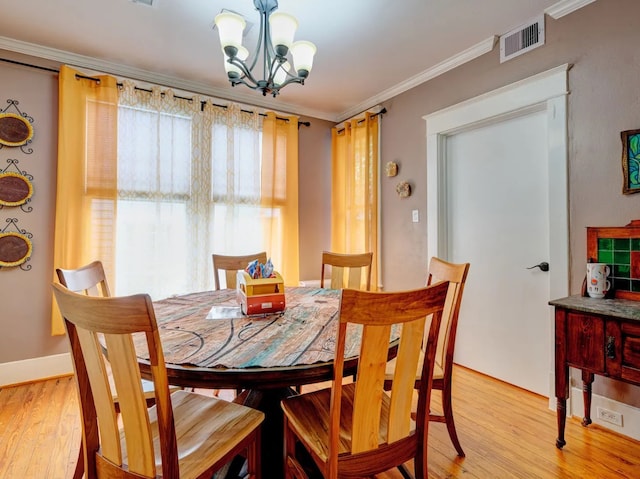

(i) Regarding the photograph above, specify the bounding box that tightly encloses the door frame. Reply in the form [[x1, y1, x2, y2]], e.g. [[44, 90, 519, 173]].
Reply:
[[423, 64, 570, 406]]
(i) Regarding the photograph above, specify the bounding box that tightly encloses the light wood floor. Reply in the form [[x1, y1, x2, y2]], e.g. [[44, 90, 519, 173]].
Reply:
[[1, 365, 639, 478]]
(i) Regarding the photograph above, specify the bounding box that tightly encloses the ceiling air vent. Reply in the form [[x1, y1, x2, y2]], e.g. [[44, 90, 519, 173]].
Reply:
[[500, 15, 545, 63]]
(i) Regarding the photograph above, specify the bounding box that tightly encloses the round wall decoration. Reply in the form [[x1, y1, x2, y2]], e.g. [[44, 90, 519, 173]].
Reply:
[[0, 172, 34, 206], [0, 231, 33, 267], [385, 161, 398, 177], [0, 112, 34, 147], [396, 181, 412, 198]]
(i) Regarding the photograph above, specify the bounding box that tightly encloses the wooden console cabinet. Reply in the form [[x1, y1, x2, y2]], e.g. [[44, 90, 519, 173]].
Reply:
[[550, 295, 640, 448]]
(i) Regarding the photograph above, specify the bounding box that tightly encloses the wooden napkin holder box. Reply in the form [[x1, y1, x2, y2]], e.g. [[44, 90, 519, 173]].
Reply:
[[237, 271, 286, 315]]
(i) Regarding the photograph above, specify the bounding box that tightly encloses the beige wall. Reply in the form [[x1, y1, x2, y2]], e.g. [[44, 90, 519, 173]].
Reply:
[[377, 0, 640, 405], [297, 115, 333, 282], [0, 60, 66, 362]]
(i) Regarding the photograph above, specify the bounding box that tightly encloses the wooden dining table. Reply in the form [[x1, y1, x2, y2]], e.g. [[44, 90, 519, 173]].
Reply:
[[134, 286, 396, 478]]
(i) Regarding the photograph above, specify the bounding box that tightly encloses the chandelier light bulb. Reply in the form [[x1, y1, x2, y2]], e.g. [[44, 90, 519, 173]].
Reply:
[[269, 12, 298, 56], [224, 46, 249, 79], [215, 11, 246, 56], [273, 61, 291, 86], [291, 41, 317, 77]]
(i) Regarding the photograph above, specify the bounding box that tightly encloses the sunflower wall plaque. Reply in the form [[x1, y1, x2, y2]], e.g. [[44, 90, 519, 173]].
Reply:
[[0, 218, 32, 269], [0, 171, 33, 207], [0, 100, 34, 154], [0, 112, 33, 147]]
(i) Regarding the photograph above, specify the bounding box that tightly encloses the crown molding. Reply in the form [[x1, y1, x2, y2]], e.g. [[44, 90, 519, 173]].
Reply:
[[337, 0, 597, 122], [0, 36, 337, 121], [545, 0, 596, 19], [336, 36, 498, 122], [0, 0, 594, 124]]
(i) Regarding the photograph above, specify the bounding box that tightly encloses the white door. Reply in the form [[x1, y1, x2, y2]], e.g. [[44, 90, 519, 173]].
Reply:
[[425, 65, 570, 402], [446, 111, 550, 395]]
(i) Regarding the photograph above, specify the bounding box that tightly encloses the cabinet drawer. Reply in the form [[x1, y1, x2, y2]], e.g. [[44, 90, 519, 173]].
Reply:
[[621, 322, 640, 382], [567, 313, 605, 372]]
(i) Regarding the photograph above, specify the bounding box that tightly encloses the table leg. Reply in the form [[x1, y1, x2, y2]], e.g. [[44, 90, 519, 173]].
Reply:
[[556, 397, 567, 449], [555, 308, 568, 449], [581, 370, 594, 426], [240, 387, 297, 479]]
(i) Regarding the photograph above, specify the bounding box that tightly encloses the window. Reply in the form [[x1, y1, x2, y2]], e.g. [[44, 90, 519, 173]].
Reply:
[[115, 85, 266, 298]]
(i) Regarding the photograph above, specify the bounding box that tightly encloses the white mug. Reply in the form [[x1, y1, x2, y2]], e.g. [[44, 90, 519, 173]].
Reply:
[[587, 263, 611, 299]]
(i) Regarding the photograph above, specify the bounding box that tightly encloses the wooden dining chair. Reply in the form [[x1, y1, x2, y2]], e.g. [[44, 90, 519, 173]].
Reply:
[[56, 260, 112, 297], [56, 260, 179, 478], [212, 251, 268, 290], [384, 256, 470, 458], [56, 261, 179, 407], [281, 281, 449, 479], [320, 251, 373, 291], [52, 282, 264, 479]]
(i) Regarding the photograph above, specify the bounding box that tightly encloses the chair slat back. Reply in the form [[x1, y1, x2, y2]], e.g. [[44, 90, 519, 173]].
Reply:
[[56, 260, 111, 297], [75, 327, 121, 464], [104, 333, 156, 474], [330, 282, 448, 462], [426, 257, 470, 373], [212, 252, 268, 290], [320, 251, 373, 291], [52, 283, 178, 478]]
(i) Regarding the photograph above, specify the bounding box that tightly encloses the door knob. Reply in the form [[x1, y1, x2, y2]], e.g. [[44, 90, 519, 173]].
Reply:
[[527, 262, 549, 272]]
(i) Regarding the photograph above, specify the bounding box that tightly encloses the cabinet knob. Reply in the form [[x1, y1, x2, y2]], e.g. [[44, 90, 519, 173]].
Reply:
[[606, 336, 616, 359]]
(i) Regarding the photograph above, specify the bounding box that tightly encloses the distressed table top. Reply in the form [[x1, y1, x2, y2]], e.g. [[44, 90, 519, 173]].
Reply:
[[142, 287, 358, 369]]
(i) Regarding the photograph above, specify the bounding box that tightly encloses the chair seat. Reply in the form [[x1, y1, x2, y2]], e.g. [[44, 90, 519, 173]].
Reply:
[[281, 383, 414, 463], [121, 390, 264, 478], [384, 353, 444, 382], [111, 378, 181, 408]]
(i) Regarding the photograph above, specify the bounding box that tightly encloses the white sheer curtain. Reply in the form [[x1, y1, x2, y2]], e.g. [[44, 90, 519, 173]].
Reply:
[[116, 82, 265, 299]]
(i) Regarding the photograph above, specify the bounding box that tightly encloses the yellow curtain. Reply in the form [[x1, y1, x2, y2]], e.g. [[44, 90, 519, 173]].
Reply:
[[51, 65, 118, 335], [331, 112, 379, 289], [261, 112, 300, 286]]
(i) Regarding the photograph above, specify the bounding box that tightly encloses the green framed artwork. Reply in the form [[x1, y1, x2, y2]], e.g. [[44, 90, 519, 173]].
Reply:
[[621, 129, 640, 194]]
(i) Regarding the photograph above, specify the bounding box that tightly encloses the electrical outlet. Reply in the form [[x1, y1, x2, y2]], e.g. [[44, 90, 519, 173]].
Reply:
[[412, 210, 419, 223], [597, 407, 623, 426]]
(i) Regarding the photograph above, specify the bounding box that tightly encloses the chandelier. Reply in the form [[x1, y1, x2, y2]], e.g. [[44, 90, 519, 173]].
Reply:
[[214, 0, 317, 97]]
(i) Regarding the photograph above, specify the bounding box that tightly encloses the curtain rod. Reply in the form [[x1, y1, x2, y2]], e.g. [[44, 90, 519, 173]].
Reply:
[[0, 57, 311, 127], [335, 107, 387, 134]]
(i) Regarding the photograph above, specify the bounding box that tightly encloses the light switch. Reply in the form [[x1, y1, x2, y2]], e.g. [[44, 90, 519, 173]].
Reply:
[[412, 209, 419, 223]]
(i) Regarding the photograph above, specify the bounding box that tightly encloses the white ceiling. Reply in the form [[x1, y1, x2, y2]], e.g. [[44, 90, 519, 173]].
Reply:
[[0, 0, 593, 121]]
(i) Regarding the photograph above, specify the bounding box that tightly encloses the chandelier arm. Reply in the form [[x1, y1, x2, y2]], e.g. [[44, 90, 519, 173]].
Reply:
[[245, 4, 266, 74], [274, 76, 304, 89], [228, 57, 261, 88], [262, 11, 278, 86], [278, 64, 305, 81], [230, 77, 262, 91], [266, 57, 285, 84]]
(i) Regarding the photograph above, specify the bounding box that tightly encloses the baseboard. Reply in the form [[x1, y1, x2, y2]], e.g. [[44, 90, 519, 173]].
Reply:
[[0, 353, 73, 387], [299, 279, 323, 288], [570, 386, 640, 440]]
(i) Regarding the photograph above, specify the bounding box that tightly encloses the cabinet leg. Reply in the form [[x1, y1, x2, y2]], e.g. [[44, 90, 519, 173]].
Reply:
[[582, 370, 594, 426], [556, 398, 566, 449]]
